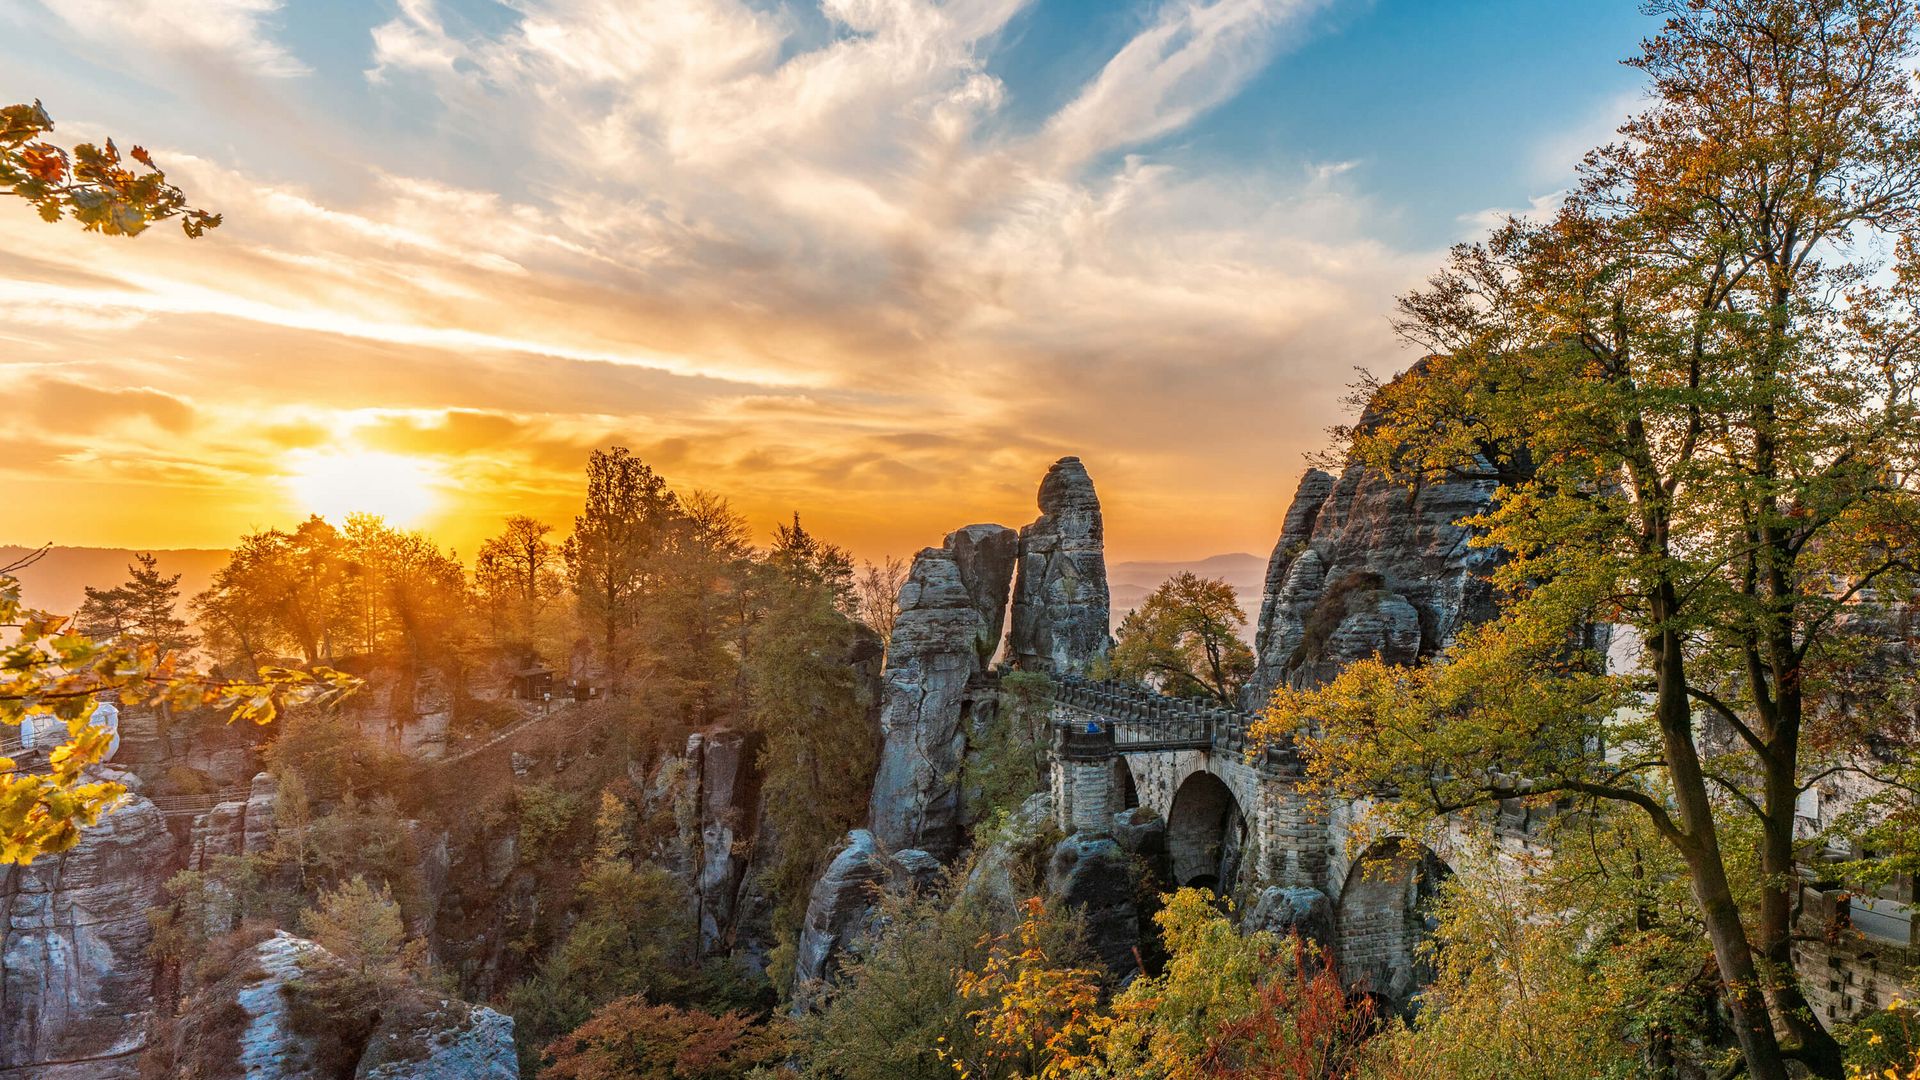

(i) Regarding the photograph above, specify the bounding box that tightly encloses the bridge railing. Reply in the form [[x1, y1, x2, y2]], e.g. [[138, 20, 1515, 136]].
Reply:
[[1049, 675, 1298, 768]]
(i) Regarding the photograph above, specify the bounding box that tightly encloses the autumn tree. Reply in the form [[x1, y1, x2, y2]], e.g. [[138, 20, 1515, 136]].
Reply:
[[854, 556, 908, 657], [1110, 573, 1255, 705], [542, 996, 797, 1080], [1257, 4, 1920, 1077], [195, 517, 350, 668], [951, 897, 1109, 1080], [337, 514, 469, 664], [77, 551, 195, 655], [564, 447, 680, 686], [474, 514, 564, 658]]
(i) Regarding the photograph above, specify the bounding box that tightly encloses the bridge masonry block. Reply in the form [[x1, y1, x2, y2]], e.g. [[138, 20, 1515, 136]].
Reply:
[[1068, 761, 1115, 835], [1258, 784, 1329, 891], [1050, 704, 1118, 837]]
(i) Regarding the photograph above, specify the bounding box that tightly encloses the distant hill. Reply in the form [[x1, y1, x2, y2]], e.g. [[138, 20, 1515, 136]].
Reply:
[[1107, 552, 1268, 639], [1, 545, 228, 616], [4, 544, 1273, 638]]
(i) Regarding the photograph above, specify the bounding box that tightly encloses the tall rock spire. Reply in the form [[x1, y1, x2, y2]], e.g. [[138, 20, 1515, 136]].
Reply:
[[1010, 456, 1112, 675], [866, 523, 1019, 860]]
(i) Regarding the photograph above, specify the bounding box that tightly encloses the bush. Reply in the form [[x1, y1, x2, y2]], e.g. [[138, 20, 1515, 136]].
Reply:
[[543, 996, 797, 1080], [515, 782, 586, 857]]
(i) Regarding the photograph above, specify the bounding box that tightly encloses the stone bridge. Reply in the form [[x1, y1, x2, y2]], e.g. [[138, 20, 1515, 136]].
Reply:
[[1044, 675, 1541, 1011]]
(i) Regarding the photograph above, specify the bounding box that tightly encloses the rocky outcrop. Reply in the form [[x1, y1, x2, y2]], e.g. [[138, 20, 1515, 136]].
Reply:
[[1010, 457, 1112, 676], [187, 771, 278, 874], [1242, 885, 1336, 954], [868, 524, 1019, 861], [1046, 833, 1141, 977], [1246, 462, 1499, 704], [683, 730, 761, 955], [207, 931, 518, 1080], [790, 830, 889, 1011], [0, 776, 175, 1079]]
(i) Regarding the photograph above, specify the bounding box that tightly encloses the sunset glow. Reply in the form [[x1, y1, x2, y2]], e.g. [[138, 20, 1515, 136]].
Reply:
[[0, 1, 1651, 561], [283, 450, 442, 528]]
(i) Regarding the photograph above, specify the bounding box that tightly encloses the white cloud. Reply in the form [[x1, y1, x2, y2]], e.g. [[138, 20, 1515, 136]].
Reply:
[[3, 0, 1449, 559], [40, 0, 306, 76]]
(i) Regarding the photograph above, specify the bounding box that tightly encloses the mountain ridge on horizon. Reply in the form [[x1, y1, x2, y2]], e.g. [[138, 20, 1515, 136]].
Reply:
[[4, 545, 1274, 629]]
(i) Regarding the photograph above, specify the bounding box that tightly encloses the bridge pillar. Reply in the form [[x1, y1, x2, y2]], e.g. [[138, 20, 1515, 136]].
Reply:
[[1051, 710, 1118, 837]]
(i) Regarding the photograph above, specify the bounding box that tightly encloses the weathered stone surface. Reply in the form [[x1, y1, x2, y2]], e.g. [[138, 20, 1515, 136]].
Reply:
[[1046, 833, 1140, 977], [0, 777, 174, 1077], [963, 792, 1057, 915], [1111, 806, 1168, 888], [868, 524, 1018, 860], [888, 848, 943, 894], [358, 995, 519, 1080], [686, 729, 757, 955], [790, 830, 888, 1012], [1246, 459, 1498, 704], [1242, 885, 1336, 954], [225, 932, 517, 1080], [1010, 457, 1112, 676]]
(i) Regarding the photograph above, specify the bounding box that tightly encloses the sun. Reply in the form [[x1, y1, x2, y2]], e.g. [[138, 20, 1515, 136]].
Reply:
[[284, 449, 443, 527]]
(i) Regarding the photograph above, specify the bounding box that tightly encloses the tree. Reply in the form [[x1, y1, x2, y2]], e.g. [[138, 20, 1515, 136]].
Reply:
[[1097, 889, 1374, 1080], [951, 897, 1110, 1080], [1110, 573, 1255, 705], [1256, 4, 1920, 1077], [563, 447, 680, 686], [78, 552, 195, 655], [742, 525, 877, 932], [542, 996, 796, 1080], [647, 491, 755, 725], [474, 515, 565, 656], [300, 874, 412, 978], [194, 518, 350, 668], [507, 861, 704, 1058], [854, 556, 908, 656], [337, 514, 470, 665], [1, 101, 219, 236], [768, 514, 855, 611]]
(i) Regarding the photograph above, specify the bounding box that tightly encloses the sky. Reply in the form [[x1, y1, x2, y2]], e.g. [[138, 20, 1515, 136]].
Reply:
[[0, 0, 1650, 564]]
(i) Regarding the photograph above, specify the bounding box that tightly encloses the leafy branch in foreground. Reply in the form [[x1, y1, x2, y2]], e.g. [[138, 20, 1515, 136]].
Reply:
[[0, 100, 220, 237], [1, 572, 357, 864]]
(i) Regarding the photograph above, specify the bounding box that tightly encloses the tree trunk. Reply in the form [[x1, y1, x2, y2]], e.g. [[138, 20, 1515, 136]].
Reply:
[[1652, 608, 1789, 1080]]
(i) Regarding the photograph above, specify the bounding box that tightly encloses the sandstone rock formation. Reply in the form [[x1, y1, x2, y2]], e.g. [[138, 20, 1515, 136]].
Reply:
[[1246, 463, 1498, 703], [868, 523, 1018, 861], [0, 776, 174, 1080], [1242, 884, 1336, 955], [790, 830, 888, 1011], [683, 729, 759, 955], [1010, 457, 1112, 676], [1046, 833, 1140, 976], [217, 931, 518, 1080]]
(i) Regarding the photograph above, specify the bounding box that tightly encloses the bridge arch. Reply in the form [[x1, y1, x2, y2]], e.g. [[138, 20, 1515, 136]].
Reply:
[[1335, 838, 1449, 1017], [1166, 770, 1247, 889]]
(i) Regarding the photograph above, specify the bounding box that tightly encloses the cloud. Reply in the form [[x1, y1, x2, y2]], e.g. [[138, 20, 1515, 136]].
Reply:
[[36, 0, 307, 77], [0, 0, 1446, 561], [20, 377, 195, 434]]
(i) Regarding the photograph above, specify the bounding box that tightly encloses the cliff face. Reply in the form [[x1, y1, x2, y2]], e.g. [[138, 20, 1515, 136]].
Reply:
[[867, 523, 1019, 862], [0, 776, 175, 1079], [1010, 457, 1112, 676], [154, 930, 517, 1080], [1245, 464, 1499, 704]]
